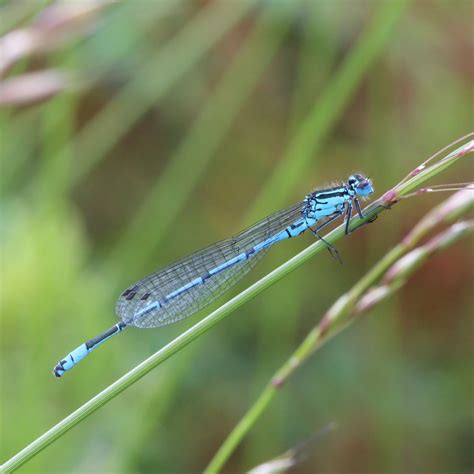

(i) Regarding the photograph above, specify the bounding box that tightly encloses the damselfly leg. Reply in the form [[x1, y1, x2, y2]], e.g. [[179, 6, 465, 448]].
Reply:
[[307, 212, 343, 264], [345, 197, 378, 235]]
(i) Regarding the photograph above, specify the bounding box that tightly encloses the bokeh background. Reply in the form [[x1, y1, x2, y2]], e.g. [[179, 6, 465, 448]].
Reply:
[[1, 0, 472, 472]]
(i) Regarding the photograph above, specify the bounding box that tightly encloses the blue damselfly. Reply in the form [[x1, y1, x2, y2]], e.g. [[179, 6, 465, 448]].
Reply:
[[53, 174, 374, 377]]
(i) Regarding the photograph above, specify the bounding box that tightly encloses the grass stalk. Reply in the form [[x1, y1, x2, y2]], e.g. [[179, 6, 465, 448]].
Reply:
[[204, 184, 474, 473], [1, 137, 471, 473]]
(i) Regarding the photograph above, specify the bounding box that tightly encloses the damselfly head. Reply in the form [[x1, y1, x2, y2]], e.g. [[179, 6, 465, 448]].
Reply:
[[348, 174, 374, 198]]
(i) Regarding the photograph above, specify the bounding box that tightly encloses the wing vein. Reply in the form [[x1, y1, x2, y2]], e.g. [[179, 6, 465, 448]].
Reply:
[[116, 201, 304, 328]]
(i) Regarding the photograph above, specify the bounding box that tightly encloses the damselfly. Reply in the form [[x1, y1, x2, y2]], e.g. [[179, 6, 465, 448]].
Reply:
[[53, 174, 374, 377]]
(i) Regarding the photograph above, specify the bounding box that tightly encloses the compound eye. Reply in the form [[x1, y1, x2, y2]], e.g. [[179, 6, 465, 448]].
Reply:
[[355, 176, 374, 196]]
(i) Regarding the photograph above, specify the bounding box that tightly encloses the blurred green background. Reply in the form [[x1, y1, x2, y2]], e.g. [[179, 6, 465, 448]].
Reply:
[[1, 0, 472, 472]]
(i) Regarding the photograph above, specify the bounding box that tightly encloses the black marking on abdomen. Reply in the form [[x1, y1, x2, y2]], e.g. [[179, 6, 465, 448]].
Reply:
[[246, 248, 256, 257], [85, 325, 121, 349], [285, 229, 291, 238], [290, 222, 305, 230], [202, 271, 211, 281]]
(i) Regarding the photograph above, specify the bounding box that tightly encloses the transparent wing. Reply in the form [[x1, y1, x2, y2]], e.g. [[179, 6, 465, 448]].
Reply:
[[116, 201, 304, 328]]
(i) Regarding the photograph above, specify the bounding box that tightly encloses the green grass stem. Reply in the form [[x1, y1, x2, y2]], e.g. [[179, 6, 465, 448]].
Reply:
[[204, 185, 474, 473], [1, 137, 471, 473]]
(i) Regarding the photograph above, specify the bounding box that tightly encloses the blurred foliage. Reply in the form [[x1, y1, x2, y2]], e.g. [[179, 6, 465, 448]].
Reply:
[[0, 0, 472, 473]]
